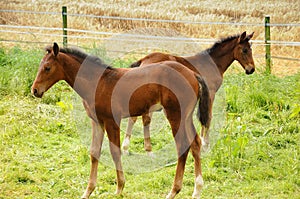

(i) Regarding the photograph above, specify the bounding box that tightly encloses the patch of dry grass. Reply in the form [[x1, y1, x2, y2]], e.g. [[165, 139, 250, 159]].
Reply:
[[0, 0, 299, 76]]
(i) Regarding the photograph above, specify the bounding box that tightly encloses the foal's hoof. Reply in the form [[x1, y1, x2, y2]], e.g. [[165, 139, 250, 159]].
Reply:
[[115, 183, 125, 195], [81, 194, 89, 199], [200, 136, 210, 152], [147, 151, 155, 157], [166, 191, 176, 199], [122, 150, 130, 156], [201, 143, 210, 152]]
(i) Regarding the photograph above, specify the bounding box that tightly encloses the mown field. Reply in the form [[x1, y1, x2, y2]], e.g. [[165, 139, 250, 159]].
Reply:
[[0, 46, 299, 199], [1, 0, 300, 76]]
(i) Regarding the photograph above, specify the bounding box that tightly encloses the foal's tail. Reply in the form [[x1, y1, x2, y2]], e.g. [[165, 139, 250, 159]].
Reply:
[[195, 74, 211, 128], [130, 60, 142, 68]]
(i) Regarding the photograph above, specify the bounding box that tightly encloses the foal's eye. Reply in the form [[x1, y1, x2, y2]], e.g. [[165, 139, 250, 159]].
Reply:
[[45, 66, 51, 72], [242, 48, 248, 54]]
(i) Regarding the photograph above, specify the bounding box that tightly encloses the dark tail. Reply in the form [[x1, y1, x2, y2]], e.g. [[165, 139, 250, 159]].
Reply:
[[195, 74, 211, 128], [130, 60, 142, 68]]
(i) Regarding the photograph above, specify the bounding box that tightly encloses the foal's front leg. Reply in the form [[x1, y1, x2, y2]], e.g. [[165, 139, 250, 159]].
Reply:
[[200, 126, 210, 151], [106, 119, 125, 195], [82, 121, 105, 199], [191, 134, 204, 198], [200, 95, 213, 152]]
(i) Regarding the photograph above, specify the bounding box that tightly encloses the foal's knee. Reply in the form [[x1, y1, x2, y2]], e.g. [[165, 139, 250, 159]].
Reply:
[[142, 114, 151, 126], [90, 150, 100, 161]]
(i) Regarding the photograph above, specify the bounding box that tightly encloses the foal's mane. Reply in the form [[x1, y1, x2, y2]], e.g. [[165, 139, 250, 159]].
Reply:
[[46, 46, 113, 70], [205, 34, 240, 54]]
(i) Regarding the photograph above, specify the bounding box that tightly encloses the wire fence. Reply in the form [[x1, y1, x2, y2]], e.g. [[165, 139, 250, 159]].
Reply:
[[0, 8, 299, 75], [1, 24, 300, 46]]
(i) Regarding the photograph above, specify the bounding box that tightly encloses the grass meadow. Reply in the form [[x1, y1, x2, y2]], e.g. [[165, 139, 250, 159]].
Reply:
[[0, 1, 300, 198], [0, 46, 299, 198]]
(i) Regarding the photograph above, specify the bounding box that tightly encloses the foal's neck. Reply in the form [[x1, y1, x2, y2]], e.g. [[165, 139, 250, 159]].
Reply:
[[60, 54, 82, 88], [61, 54, 103, 100], [208, 40, 237, 76]]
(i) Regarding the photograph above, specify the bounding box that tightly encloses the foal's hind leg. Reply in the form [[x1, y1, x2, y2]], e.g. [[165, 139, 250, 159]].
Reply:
[[122, 116, 137, 155], [185, 114, 204, 199], [165, 110, 190, 199], [191, 132, 204, 198], [82, 121, 105, 199], [142, 112, 153, 156]]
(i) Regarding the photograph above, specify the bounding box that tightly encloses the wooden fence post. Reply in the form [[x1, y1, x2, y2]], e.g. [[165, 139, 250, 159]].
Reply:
[[62, 6, 67, 48], [265, 15, 271, 74]]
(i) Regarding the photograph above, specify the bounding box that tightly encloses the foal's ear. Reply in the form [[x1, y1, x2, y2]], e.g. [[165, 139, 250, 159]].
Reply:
[[53, 42, 59, 57], [238, 31, 247, 43], [247, 32, 254, 40]]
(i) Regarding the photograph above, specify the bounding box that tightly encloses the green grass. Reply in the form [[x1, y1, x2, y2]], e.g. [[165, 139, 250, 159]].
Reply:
[[0, 47, 299, 198]]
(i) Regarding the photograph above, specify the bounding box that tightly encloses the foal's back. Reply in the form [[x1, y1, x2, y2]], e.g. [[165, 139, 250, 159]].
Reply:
[[106, 61, 200, 119]]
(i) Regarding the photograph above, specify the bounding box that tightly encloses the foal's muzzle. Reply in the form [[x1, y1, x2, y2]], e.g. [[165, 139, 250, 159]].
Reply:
[[32, 88, 44, 98], [246, 68, 255, 75]]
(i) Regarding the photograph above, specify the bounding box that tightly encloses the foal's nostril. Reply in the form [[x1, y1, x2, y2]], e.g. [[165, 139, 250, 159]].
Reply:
[[32, 88, 44, 98], [246, 68, 255, 75]]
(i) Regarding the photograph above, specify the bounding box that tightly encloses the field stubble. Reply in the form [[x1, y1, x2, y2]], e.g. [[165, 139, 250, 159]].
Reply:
[[0, 0, 299, 76]]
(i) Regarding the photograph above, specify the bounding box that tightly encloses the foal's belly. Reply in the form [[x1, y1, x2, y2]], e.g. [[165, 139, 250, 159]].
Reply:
[[121, 102, 163, 118], [109, 82, 163, 118]]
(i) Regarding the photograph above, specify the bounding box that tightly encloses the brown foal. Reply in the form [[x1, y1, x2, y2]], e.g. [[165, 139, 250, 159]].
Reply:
[[31, 43, 211, 198], [122, 31, 255, 154]]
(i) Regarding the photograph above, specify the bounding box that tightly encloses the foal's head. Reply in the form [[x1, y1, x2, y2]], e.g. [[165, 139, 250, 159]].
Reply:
[[233, 31, 255, 74], [31, 43, 65, 98]]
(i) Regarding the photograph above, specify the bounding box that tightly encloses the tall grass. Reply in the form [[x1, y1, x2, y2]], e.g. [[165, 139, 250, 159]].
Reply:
[[0, 47, 38, 96], [213, 73, 299, 169]]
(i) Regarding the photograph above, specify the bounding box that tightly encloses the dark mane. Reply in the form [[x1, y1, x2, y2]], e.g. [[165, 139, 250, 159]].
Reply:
[[45, 46, 113, 70], [205, 34, 240, 54], [60, 47, 89, 60]]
